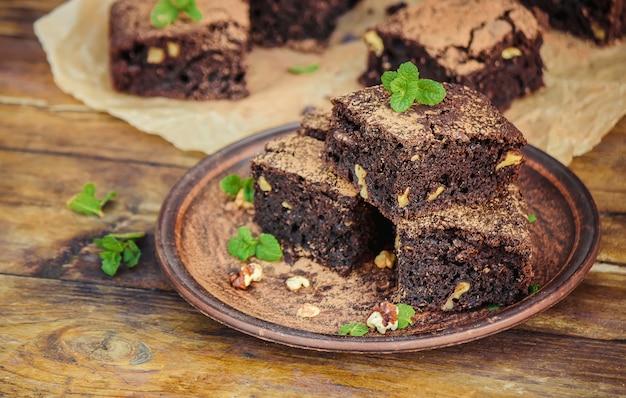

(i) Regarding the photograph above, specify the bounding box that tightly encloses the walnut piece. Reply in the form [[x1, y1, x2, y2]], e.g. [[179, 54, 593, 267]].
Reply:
[[374, 250, 396, 269], [442, 281, 471, 310], [427, 185, 445, 201], [398, 187, 410, 208], [229, 263, 263, 290], [286, 275, 310, 291], [366, 301, 399, 334], [501, 47, 522, 59], [354, 164, 368, 199], [496, 152, 523, 171], [296, 303, 320, 318], [166, 41, 180, 58], [147, 47, 165, 64], [364, 30, 384, 57], [257, 175, 272, 192]]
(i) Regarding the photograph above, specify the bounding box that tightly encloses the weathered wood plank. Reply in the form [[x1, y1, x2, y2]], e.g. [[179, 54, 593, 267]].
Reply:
[[597, 215, 626, 265], [0, 0, 66, 38], [1, 274, 624, 397], [0, 104, 204, 168]]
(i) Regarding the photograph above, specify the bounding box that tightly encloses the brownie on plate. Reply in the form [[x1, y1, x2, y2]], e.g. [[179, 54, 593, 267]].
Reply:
[[249, 0, 360, 52], [323, 83, 527, 222], [359, 0, 544, 110], [521, 0, 626, 45], [251, 134, 392, 275], [297, 108, 332, 141], [394, 184, 534, 312], [109, 0, 249, 100]]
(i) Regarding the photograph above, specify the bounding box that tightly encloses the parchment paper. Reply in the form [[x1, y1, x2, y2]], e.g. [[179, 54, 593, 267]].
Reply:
[[34, 0, 626, 164]]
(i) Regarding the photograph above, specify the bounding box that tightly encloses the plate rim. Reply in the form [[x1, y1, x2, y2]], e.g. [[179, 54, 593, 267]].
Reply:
[[155, 123, 601, 353]]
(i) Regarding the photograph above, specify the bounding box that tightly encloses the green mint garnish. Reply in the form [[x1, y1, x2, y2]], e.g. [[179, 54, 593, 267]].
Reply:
[[338, 322, 369, 336], [228, 226, 282, 262], [67, 183, 117, 218], [396, 303, 415, 329], [528, 213, 537, 224], [94, 232, 145, 276], [220, 174, 254, 203], [287, 63, 319, 75], [381, 62, 446, 112], [528, 284, 540, 295], [487, 304, 501, 311], [151, 0, 203, 29]]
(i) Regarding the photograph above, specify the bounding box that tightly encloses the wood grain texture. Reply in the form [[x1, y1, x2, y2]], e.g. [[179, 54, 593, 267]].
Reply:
[[1, 0, 625, 396]]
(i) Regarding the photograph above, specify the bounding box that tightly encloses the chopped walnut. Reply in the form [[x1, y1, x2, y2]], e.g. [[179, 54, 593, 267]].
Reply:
[[234, 190, 254, 210], [397, 187, 410, 208], [363, 30, 384, 57], [286, 275, 310, 291], [501, 47, 522, 59], [442, 281, 471, 310], [229, 263, 263, 290], [427, 185, 445, 201], [374, 250, 396, 269], [354, 164, 368, 199], [257, 175, 272, 192], [147, 47, 165, 64], [296, 303, 320, 318], [366, 301, 399, 334], [496, 152, 523, 171]]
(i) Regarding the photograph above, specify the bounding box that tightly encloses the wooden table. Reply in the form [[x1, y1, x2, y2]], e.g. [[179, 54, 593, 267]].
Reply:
[[1, 2, 625, 396]]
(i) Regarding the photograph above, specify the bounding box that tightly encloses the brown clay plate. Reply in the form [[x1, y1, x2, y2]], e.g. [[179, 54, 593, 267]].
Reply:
[[155, 123, 600, 353]]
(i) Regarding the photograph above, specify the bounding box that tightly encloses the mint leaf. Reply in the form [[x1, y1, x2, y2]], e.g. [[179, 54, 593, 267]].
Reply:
[[220, 174, 242, 196], [338, 322, 369, 336], [528, 213, 537, 224], [256, 233, 282, 262], [487, 304, 501, 311], [242, 177, 255, 203], [151, 0, 178, 28], [390, 77, 419, 113], [415, 79, 447, 105], [528, 284, 540, 295], [94, 232, 144, 276], [67, 183, 116, 217], [396, 303, 415, 329], [228, 227, 258, 261], [288, 63, 319, 75], [100, 251, 122, 277], [397, 61, 419, 81], [151, 0, 203, 28], [381, 71, 398, 91]]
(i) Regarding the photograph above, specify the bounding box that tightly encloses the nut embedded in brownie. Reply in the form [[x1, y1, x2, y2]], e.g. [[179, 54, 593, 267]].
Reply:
[[109, 0, 249, 100], [394, 184, 534, 312], [323, 83, 527, 222], [249, 0, 360, 52], [359, 0, 545, 111], [251, 134, 393, 275]]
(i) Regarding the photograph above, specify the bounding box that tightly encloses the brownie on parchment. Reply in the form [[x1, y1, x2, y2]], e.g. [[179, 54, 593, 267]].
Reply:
[[359, 0, 544, 111], [249, 0, 360, 52], [520, 0, 626, 46], [394, 184, 534, 312], [323, 83, 527, 222], [251, 134, 392, 275], [297, 108, 332, 141], [109, 0, 249, 100]]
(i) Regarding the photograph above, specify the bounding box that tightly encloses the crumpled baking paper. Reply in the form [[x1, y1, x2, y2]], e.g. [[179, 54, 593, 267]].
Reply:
[[34, 0, 626, 165]]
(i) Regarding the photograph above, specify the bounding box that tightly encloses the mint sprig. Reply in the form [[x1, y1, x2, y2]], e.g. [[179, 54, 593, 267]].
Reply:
[[381, 62, 446, 112], [67, 183, 117, 218], [94, 232, 145, 276], [396, 303, 415, 329], [220, 174, 254, 203], [228, 226, 282, 262], [151, 0, 203, 29]]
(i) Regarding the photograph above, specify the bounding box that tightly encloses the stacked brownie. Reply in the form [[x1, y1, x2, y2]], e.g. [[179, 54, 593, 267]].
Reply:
[[252, 82, 535, 312], [323, 82, 534, 312], [359, 0, 545, 110]]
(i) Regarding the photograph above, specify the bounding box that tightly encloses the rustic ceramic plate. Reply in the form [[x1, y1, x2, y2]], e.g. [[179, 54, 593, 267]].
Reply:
[[155, 123, 600, 353]]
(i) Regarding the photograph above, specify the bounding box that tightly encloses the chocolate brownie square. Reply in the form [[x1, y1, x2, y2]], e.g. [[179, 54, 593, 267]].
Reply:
[[394, 184, 534, 312], [521, 0, 626, 45], [251, 134, 392, 275], [249, 0, 360, 52], [297, 108, 332, 141], [359, 0, 545, 110], [109, 0, 249, 100], [323, 83, 527, 222]]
